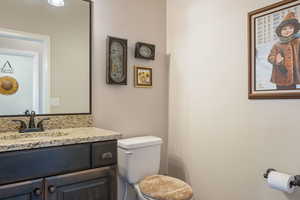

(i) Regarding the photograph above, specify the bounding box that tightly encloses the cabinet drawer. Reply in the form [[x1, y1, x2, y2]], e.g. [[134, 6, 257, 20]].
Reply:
[[0, 144, 90, 185], [92, 141, 117, 167]]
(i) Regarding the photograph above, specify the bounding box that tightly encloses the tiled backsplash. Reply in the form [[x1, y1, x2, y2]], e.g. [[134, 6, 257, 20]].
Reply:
[[0, 115, 93, 133]]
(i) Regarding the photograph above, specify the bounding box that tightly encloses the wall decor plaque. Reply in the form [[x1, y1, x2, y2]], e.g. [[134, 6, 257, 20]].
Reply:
[[248, 0, 300, 99], [106, 36, 128, 85], [135, 42, 155, 60]]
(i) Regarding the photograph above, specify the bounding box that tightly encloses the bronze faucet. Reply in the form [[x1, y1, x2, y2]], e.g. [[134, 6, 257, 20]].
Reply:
[[13, 110, 50, 133]]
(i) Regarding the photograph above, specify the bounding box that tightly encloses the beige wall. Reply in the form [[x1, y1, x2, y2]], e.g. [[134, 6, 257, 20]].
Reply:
[[92, 0, 168, 188], [167, 0, 300, 200], [92, 0, 168, 199]]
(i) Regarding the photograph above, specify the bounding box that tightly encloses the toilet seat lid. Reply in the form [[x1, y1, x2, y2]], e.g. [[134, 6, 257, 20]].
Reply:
[[139, 175, 193, 200]]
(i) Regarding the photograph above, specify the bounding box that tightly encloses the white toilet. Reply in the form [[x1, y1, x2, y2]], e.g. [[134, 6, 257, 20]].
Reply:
[[118, 136, 193, 200]]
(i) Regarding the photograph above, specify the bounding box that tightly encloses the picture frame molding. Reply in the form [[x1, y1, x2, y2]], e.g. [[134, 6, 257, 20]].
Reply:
[[106, 36, 128, 85], [248, 0, 300, 99], [135, 42, 155, 60], [134, 66, 153, 88]]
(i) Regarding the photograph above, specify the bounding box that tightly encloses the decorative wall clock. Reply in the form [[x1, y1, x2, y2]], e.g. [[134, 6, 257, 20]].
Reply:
[[135, 42, 155, 60], [106, 36, 128, 85]]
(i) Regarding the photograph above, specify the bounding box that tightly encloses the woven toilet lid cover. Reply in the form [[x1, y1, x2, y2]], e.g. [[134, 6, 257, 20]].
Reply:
[[139, 175, 193, 200]]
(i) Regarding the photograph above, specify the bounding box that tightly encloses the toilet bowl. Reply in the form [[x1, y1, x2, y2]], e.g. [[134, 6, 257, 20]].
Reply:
[[118, 136, 193, 200]]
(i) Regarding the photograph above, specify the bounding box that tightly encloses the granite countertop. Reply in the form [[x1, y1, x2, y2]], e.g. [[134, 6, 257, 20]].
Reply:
[[0, 127, 122, 153]]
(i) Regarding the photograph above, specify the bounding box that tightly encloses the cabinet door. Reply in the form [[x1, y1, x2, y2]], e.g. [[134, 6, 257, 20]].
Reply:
[[45, 167, 117, 200], [0, 179, 43, 200]]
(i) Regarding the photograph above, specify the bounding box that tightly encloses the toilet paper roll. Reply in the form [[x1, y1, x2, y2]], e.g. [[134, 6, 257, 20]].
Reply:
[[267, 171, 296, 193]]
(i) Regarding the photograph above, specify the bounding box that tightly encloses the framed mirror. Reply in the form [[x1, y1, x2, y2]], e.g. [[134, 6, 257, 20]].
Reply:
[[0, 0, 92, 117]]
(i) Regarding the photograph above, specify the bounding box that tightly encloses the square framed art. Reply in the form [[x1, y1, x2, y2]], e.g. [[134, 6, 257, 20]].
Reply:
[[134, 66, 153, 88], [248, 0, 300, 99]]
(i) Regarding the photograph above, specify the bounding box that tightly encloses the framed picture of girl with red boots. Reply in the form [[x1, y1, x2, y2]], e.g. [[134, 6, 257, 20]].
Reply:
[[248, 0, 300, 99]]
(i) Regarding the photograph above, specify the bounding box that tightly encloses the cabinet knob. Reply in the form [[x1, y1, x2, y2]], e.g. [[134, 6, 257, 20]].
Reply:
[[48, 185, 56, 193], [33, 188, 42, 196]]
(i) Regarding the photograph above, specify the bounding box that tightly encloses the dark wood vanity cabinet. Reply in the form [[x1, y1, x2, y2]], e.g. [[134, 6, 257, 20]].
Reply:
[[45, 167, 116, 200], [0, 179, 43, 200], [0, 140, 117, 200]]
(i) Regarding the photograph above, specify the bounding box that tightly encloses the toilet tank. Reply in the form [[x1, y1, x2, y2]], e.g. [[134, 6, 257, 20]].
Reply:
[[118, 136, 163, 184]]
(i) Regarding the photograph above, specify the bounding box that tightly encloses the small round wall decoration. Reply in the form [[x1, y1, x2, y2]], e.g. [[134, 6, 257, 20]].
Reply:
[[135, 42, 155, 60], [0, 76, 19, 95]]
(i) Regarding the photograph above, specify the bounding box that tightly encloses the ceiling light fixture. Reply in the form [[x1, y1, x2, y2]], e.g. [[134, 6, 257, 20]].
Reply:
[[48, 0, 65, 7]]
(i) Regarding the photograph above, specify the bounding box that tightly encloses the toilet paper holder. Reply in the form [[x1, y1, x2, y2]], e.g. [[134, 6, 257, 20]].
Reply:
[[264, 168, 300, 187]]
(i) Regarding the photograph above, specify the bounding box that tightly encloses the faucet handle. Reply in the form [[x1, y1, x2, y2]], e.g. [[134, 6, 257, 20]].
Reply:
[[37, 118, 50, 131], [31, 111, 36, 116], [12, 120, 27, 133], [27, 110, 37, 128], [24, 110, 30, 116]]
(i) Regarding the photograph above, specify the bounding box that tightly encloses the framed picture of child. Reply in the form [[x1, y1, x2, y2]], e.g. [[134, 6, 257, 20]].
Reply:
[[248, 0, 300, 99]]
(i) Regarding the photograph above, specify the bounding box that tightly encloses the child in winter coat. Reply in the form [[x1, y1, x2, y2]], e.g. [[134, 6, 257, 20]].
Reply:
[[268, 12, 300, 90]]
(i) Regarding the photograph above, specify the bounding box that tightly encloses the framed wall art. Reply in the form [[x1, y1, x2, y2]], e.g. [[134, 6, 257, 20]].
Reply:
[[106, 36, 128, 85], [134, 66, 153, 88], [248, 0, 300, 99], [135, 42, 155, 60]]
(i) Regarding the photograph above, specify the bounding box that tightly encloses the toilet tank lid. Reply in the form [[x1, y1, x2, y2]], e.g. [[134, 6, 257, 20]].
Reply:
[[118, 136, 163, 149]]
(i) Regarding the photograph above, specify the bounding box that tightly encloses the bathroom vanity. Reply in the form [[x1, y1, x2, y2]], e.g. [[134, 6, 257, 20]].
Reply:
[[0, 127, 121, 200], [0, 0, 117, 199]]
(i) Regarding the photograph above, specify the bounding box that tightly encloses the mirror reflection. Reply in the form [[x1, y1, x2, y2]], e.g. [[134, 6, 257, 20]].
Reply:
[[0, 0, 90, 116]]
